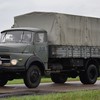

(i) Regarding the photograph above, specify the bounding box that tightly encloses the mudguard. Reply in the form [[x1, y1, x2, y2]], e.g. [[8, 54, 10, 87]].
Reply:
[[25, 56, 44, 70]]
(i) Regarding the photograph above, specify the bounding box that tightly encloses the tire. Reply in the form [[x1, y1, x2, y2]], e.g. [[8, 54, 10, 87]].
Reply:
[[0, 80, 8, 87], [24, 65, 41, 88], [79, 64, 98, 84], [50, 73, 67, 83], [79, 72, 88, 84]]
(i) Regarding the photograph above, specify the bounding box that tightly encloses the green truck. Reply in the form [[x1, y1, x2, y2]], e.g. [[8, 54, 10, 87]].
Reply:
[[1, 12, 100, 88]]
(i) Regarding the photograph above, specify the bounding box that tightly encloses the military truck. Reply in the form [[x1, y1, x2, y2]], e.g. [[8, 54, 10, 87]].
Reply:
[[1, 12, 100, 88]]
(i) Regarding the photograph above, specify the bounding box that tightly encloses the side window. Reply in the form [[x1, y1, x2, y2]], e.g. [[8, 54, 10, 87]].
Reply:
[[35, 33, 46, 43]]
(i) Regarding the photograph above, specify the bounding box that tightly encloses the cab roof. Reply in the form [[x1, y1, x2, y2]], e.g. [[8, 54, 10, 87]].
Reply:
[[1, 27, 47, 33]]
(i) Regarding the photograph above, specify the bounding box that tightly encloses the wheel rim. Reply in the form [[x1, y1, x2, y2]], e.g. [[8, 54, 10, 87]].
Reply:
[[30, 69, 40, 83]]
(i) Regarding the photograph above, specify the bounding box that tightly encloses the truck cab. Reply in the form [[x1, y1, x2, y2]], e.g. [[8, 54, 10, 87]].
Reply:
[[0, 28, 48, 88]]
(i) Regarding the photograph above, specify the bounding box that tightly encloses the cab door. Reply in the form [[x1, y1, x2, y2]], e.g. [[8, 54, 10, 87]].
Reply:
[[34, 32, 48, 63]]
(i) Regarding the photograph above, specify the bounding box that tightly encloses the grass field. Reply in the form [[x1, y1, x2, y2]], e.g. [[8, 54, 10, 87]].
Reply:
[[7, 77, 100, 85], [4, 90, 100, 100]]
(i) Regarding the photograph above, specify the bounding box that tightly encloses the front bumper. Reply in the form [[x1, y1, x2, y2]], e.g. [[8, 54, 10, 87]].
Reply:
[[0, 65, 25, 72]]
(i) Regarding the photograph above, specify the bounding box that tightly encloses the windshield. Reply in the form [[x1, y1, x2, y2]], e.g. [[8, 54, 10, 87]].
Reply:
[[1, 31, 32, 43]]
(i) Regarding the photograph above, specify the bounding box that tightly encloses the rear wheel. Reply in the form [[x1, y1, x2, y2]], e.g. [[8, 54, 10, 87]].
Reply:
[[24, 65, 41, 88], [51, 73, 67, 83], [79, 64, 98, 84]]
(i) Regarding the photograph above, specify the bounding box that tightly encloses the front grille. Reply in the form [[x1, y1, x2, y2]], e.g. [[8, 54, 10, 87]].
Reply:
[[0, 48, 9, 52], [0, 55, 10, 64]]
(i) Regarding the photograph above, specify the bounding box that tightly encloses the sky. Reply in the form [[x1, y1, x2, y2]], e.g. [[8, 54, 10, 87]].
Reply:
[[0, 0, 100, 32]]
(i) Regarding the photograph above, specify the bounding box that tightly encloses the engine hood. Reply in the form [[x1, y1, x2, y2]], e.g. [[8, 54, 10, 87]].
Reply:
[[0, 43, 30, 53]]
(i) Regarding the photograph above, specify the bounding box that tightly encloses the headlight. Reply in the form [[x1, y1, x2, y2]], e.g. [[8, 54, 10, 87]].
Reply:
[[11, 59, 18, 65]]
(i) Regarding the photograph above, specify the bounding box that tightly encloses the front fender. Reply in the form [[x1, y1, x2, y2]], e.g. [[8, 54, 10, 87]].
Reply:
[[25, 56, 44, 70]]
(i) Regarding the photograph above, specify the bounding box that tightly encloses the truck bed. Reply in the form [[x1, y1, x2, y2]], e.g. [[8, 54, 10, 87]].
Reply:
[[49, 45, 100, 58]]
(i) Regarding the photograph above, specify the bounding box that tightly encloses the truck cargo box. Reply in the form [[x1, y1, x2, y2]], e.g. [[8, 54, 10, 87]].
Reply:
[[13, 12, 100, 46]]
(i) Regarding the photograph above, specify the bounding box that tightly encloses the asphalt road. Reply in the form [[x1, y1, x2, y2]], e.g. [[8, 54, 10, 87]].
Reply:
[[0, 80, 100, 97]]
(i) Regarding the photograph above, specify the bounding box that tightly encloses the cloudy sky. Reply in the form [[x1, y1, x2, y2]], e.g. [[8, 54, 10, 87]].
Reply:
[[0, 0, 100, 32]]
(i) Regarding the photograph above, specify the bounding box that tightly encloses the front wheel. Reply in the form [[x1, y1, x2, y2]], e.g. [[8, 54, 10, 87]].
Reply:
[[79, 64, 98, 84], [51, 73, 67, 83], [24, 65, 41, 88]]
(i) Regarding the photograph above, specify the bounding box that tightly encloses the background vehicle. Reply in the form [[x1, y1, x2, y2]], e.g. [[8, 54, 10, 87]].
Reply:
[[1, 12, 100, 88]]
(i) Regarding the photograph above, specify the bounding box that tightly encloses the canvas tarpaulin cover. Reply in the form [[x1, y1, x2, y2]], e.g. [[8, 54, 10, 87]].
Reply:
[[13, 12, 100, 46]]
